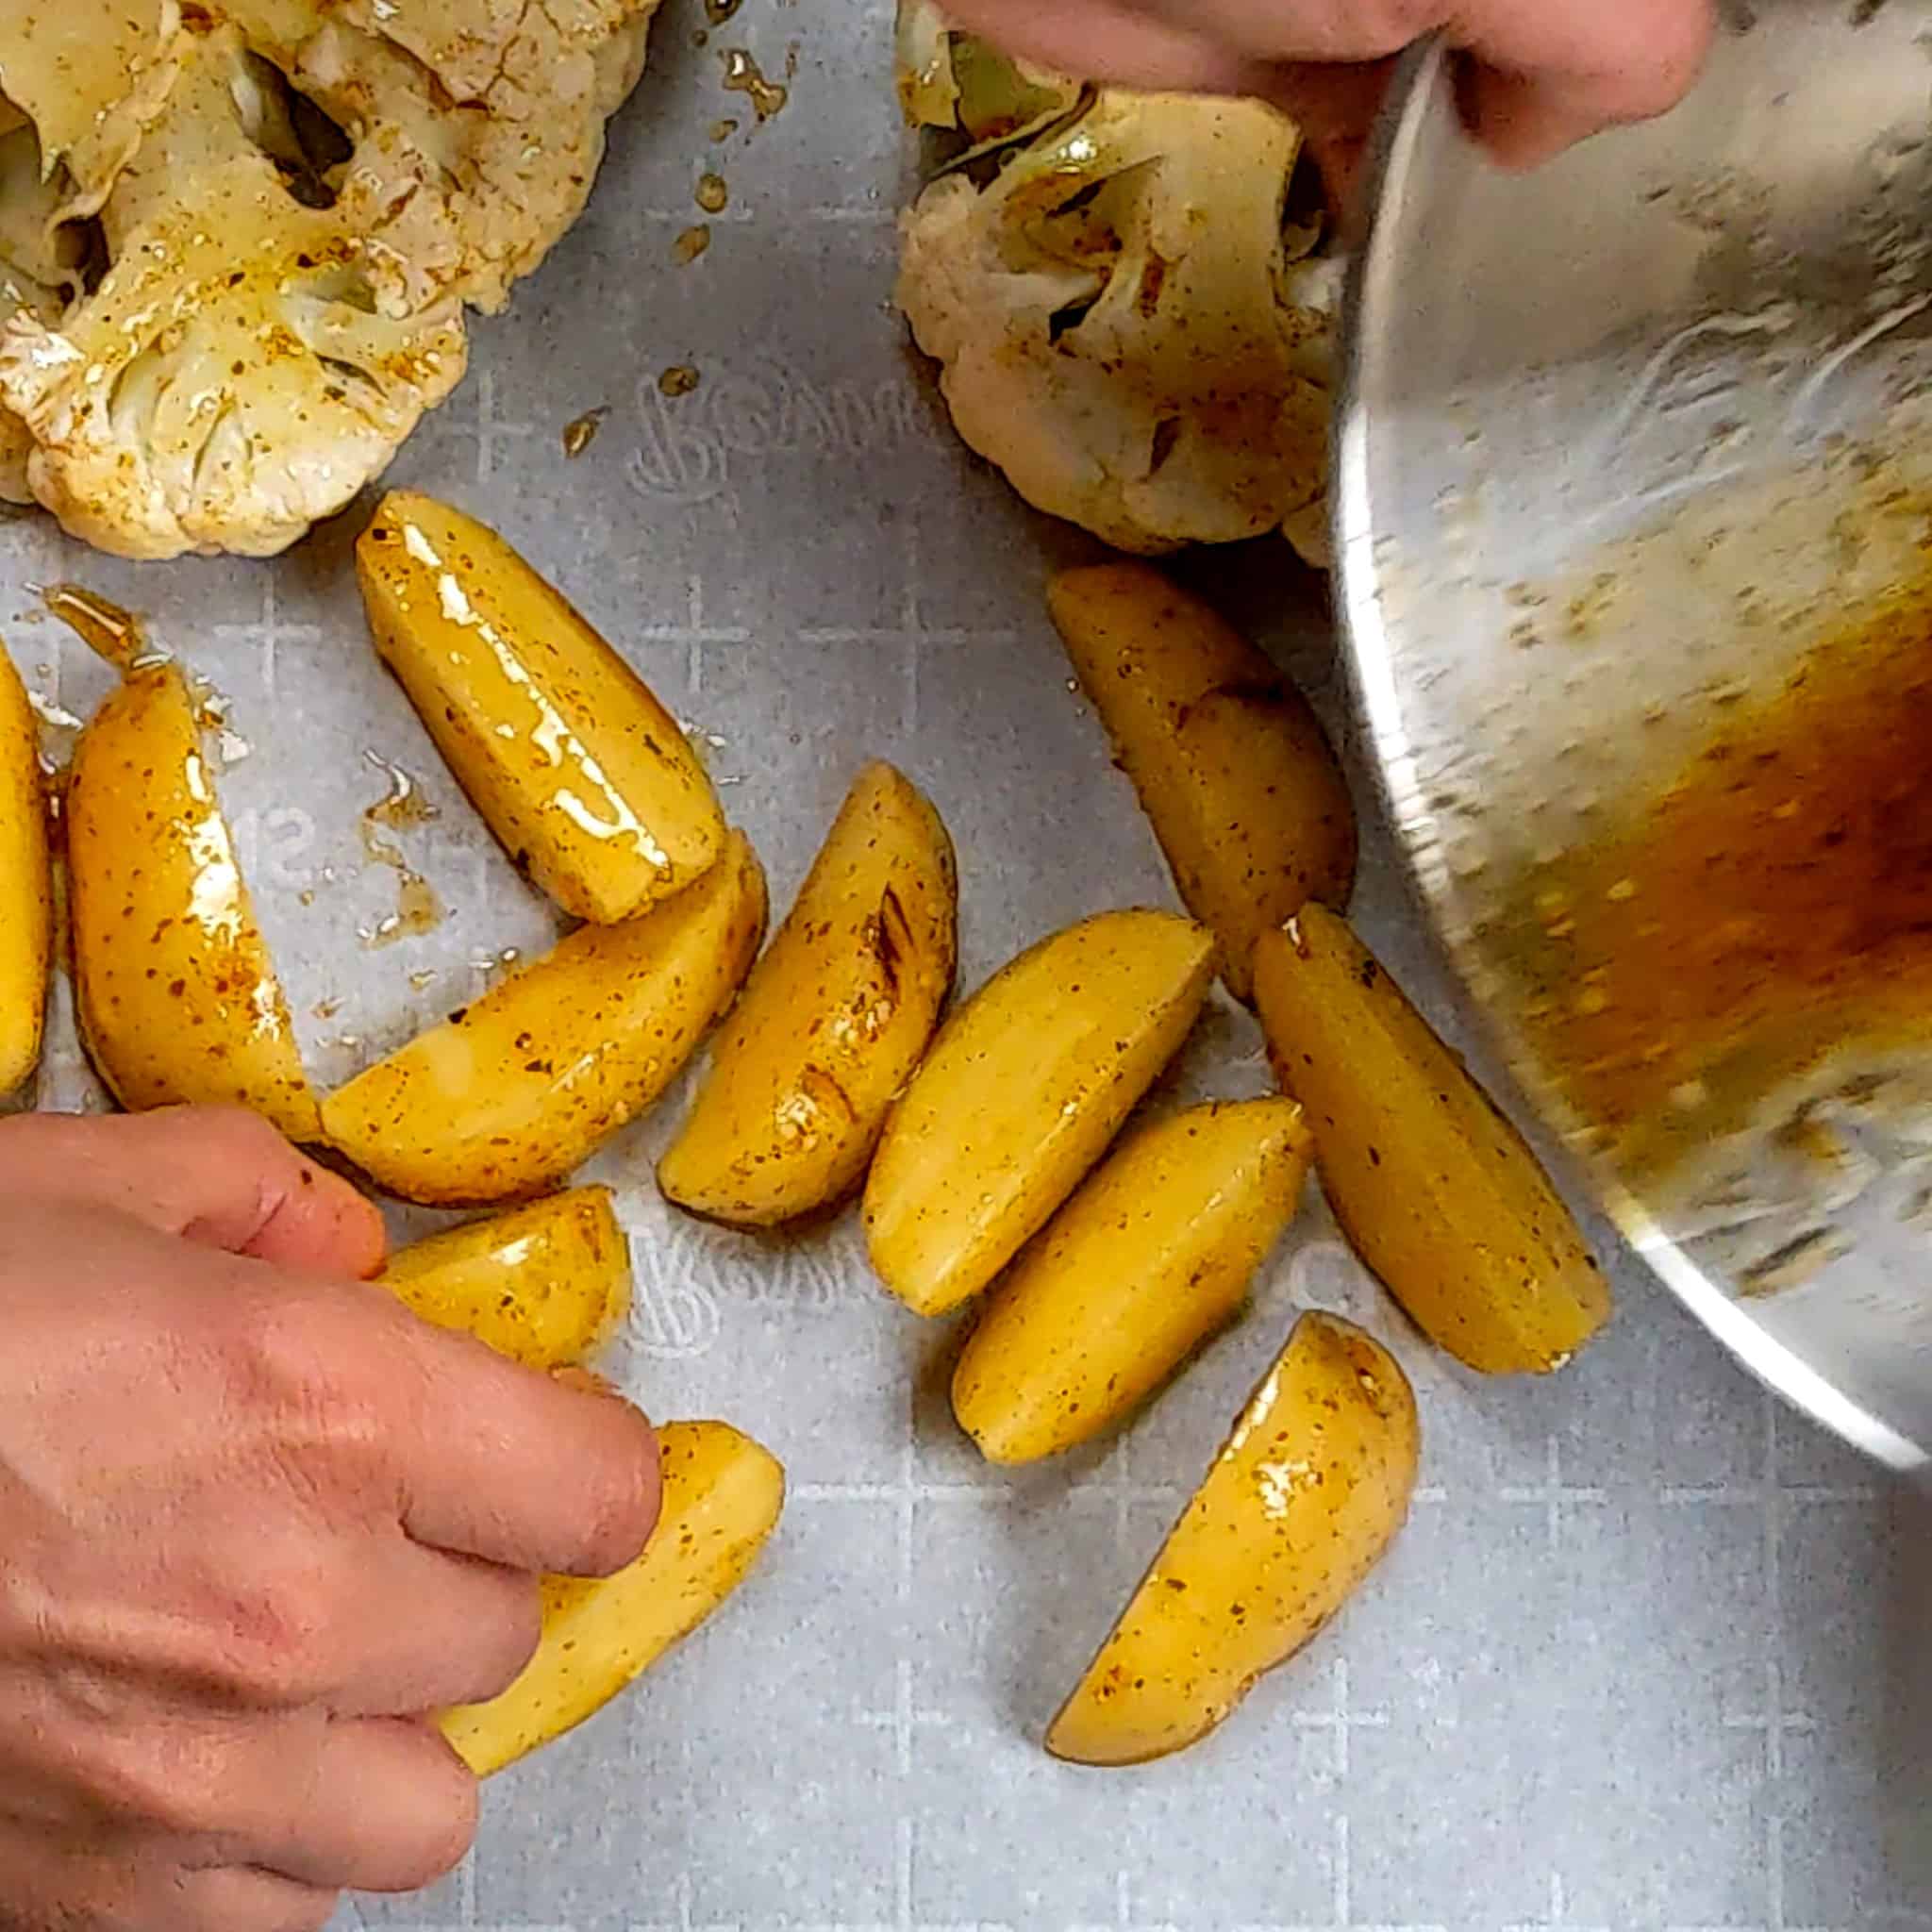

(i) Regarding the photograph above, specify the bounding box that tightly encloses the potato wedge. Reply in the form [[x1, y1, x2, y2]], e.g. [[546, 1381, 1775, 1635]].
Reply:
[[376, 1187, 631, 1370], [658, 762, 958, 1226], [358, 492, 725, 924], [441, 1418, 785, 1776], [1253, 905, 1610, 1374], [66, 661, 319, 1141], [1048, 563, 1356, 1003], [322, 833, 767, 1206], [1047, 1310, 1418, 1767], [864, 908, 1214, 1317], [0, 641, 50, 1095], [953, 1098, 1311, 1463]]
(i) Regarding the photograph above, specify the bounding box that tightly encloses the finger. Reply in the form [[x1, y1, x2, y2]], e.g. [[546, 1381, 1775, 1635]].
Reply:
[[157, 1867, 340, 1932], [325, 1544, 543, 1717], [938, 0, 1277, 94], [0, 1108, 387, 1278], [1264, 58, 1395, 211], [387, 1318, 662, 1578], [222, 1716, 477, 1896]]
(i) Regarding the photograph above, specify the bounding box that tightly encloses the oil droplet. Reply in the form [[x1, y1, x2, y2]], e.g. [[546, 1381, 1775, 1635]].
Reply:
[[695, 171, 729, 214], [709, 118, 739, 142], [361, 750, 439, 832], [720, 47, 789, 122], [358, 872, 443, 951], [39, 584, 149, 672], [312, 996, 342, 1021], [409, 969, 437, 992], [675, 224, 711, 265], [705, 0, 743, 22], [561, 408, 608, 458], [358, 752, 444, 949], [658, 364, 701, 398], [26, 689, 82, 732]]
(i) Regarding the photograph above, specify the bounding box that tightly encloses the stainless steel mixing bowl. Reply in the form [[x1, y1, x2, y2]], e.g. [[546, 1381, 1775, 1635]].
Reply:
[[1339, 0, 1932, 1473]]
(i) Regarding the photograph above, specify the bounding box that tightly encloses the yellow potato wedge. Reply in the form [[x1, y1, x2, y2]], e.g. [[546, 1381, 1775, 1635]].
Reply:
[[953, 1098, 1311, 1463], [1048, 563, 1357, 1003], [66, 661, 319, 1141], [358, 492, 726, 925], [441, 1418, 785, 1776], [658, 761, 958, 1226], [1047, 1310, 1418, 1767], [1253, 905, 1610, 1374], [0, 642, 50, 1095], [864, 908, 1214, 1317], [376, 1187, 631, 1370], [322, 833, 767, 1206]]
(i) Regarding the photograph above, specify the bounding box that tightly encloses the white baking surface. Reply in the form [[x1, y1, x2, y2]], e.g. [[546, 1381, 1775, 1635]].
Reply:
[[1, 5, 1928, 1926]]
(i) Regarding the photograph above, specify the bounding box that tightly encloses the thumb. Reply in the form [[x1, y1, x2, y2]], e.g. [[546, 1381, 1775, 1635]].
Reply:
[[0, 1107, 388, 1277]]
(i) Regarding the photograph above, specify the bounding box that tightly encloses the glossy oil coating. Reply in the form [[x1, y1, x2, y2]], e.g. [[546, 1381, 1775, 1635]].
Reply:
[[322, 831, 767, 1205], [358, 491, 726, 924], [440, 1419, 786, 1777], [66, 660, 319, 1140], [863, 908, 1214, 1317], [952, 1097, 1311, 1464], [0, 641, 50, 1095], [658, 761, 958, 1226], [1047, 1310, 1419, 1767], [376, 1186, 632, 1370]]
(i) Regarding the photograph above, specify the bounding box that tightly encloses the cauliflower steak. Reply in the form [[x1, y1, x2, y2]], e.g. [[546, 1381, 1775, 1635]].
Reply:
[[0, 0, 662, 558], [895, 10, 1341, 566]]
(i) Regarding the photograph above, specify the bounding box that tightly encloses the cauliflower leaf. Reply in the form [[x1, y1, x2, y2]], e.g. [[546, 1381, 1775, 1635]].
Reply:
[[896, 22, 1340, 565]]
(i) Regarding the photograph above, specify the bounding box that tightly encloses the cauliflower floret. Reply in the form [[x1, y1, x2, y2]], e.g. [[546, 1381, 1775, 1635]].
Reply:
[[0, 3, 185, 211], [0, 25, 467, 558], [895, 22, 1340, 566], [0, 0, 661, 558], [226, 0, 656, 316]]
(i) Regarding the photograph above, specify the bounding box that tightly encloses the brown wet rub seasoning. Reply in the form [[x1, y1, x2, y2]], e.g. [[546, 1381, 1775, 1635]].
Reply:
[[1501, 560, 1932, 1173]]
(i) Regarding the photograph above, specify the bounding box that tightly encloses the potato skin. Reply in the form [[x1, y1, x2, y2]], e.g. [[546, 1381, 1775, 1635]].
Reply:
[[440, 1419, 785, 1776], [658, 761, 958, 1226], [323, 832, 767, 1207], [863, 908, 1215, 1317], [1048, 563, 1356, 1003], [1253, 905, 1611, 1374], [376, 1187, 631, 1370], [953, 1097, 1311, 1463], [1046, 1311, 1418, 1767], [66, 661, 319, 1141], [0, 641, 49, 1095], [358, 492, 725, 924]]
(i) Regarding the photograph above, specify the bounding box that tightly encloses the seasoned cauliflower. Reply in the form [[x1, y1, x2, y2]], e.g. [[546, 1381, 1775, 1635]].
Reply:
[[0, 0, 661, 558], [895, 13, 1340, 566]]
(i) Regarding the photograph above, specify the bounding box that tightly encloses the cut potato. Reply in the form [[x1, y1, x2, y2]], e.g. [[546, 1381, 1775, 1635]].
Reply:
[[323, 833, 767, 1206], [658, 761, 958, 1226], [1048, 563, 1356, 1003], [953, 1097, 1311, 1463], [1048, 1310, 1418, 1767], [376, 1187, 631, 1370], [66, 661, 319, 1141], [358, 492, 726, 925], [441, 1418, 784, 1776], [0, 641, 50, 1095], [1253, 905, 1610, 1374], [864, 908, 1214, 1317]]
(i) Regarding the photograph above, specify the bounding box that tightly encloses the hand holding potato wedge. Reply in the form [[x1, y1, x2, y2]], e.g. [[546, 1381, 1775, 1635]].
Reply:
[[0, 641, 49, 1096], [954, 1098, 1311, 1463], [377, 1188, 632, 1370], [660, 761, 958, 1227], [864, 908, 1215, 1316], [1254, 906, 1610, 1374], [66, 659, 320, 1141], [1048, 563, 1357, 1002], [358, 492, 726, 924], [441, 1419, 785, 1776], [1048, 1310, 1418, 1767], [323, 832, 768, 1206]]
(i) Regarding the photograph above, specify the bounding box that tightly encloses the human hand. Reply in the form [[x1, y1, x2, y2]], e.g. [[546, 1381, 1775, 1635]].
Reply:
[[0, 1108, 661, 1932], [938, 0, 1717, 190]]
